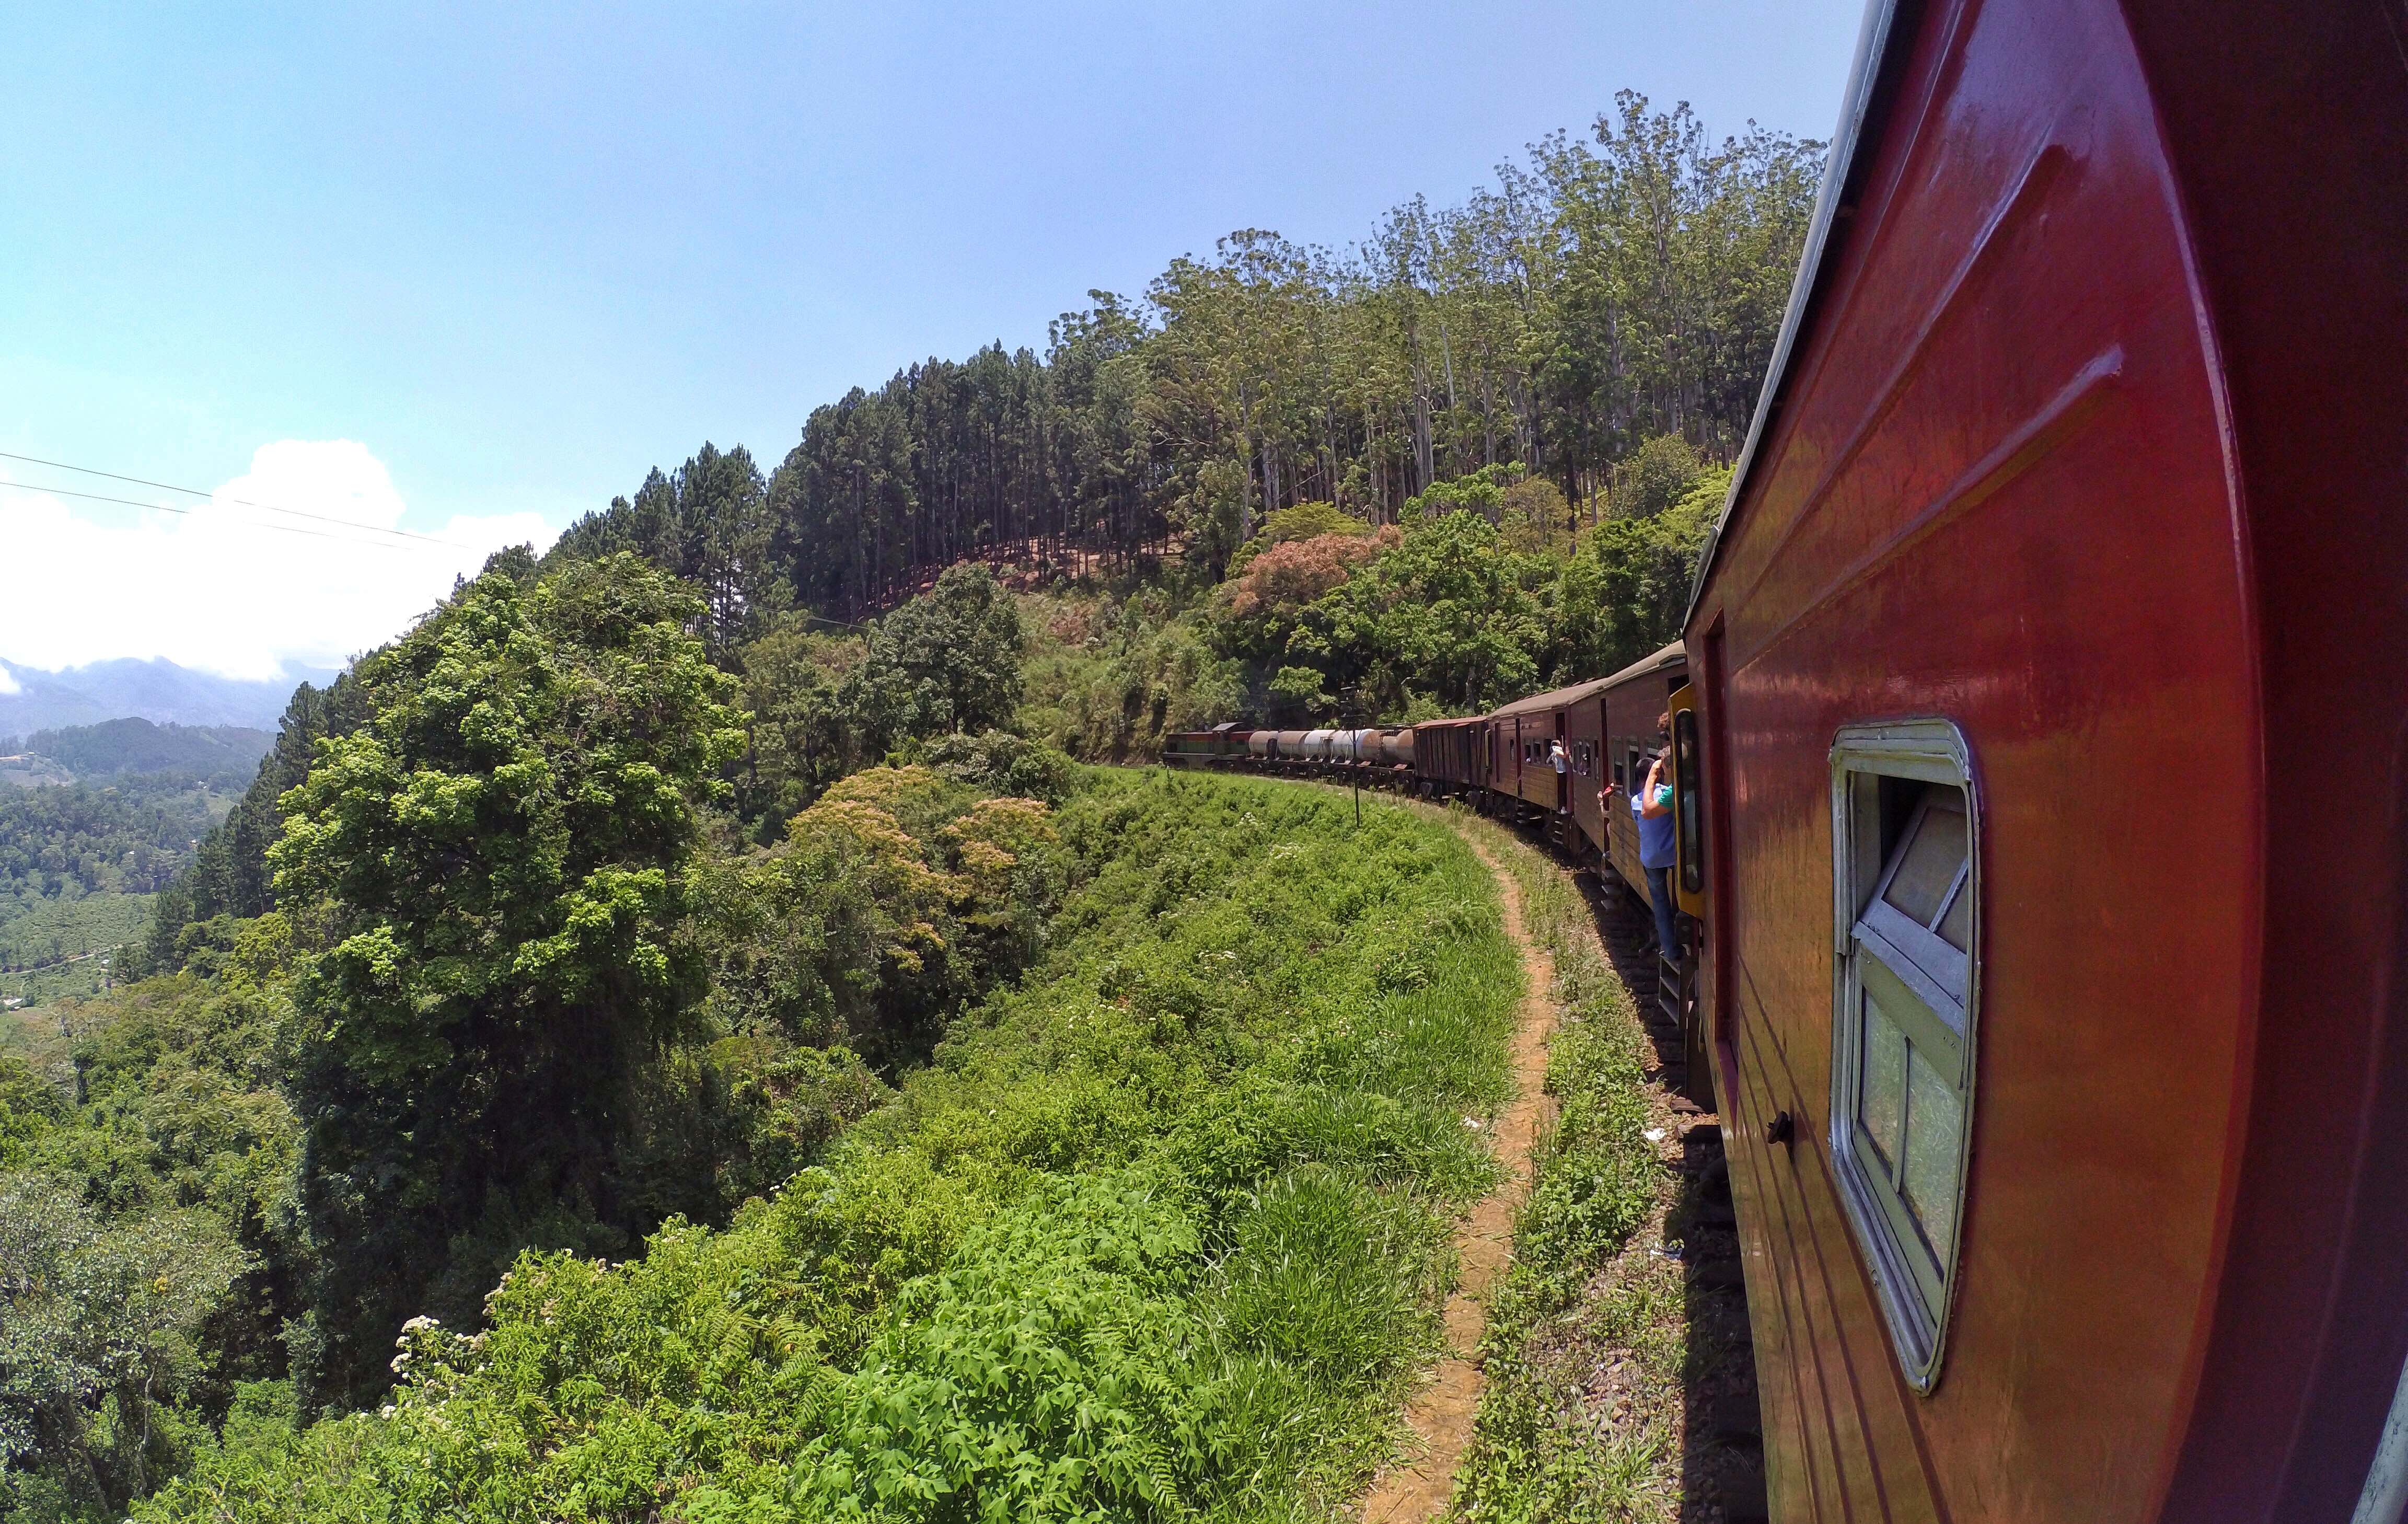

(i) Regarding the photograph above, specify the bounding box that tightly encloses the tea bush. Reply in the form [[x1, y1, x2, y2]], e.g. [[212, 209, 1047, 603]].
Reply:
[[140, 771, 1522, 1523]]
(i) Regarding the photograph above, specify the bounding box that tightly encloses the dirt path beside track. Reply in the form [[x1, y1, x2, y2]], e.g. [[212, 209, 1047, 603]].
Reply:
[[1358, 832, 1559, 1523]]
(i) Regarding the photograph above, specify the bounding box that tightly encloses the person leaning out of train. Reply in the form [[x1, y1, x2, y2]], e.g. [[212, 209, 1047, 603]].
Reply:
[[1635, 717, 1681, 963], [1548, 738, 1570, 811]]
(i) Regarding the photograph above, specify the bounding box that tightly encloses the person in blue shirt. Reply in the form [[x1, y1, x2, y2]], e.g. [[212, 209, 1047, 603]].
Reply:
[[1633, 715, 1681, 963]]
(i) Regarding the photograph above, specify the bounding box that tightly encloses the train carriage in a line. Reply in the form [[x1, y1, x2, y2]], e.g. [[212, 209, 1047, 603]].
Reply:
[[1595, 641, 1688, 906], [1408, 714, 1489, 799], [1486, 683, 1574, 819], [1675, 0, 2408, 1518]]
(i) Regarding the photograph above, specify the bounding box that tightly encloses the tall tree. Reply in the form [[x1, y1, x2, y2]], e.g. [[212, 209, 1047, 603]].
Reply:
[[546, 96, 1819, 617], [839, 564, 1026, 754], [270, 553, 744, 1407]]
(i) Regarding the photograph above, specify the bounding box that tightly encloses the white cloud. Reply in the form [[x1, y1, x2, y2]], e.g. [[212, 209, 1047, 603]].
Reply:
[[0, 440, 555, 680]]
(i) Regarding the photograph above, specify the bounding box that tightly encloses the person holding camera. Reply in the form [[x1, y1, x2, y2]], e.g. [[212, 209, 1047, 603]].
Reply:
[[1631, 714, 1680, 961]]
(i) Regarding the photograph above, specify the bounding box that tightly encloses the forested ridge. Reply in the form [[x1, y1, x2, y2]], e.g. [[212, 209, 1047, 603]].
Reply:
[[0, 94, 1817, 1523], [0, 721, 273, 786], [553, 94, 1816, 624], [0, 722, 271, 1004]]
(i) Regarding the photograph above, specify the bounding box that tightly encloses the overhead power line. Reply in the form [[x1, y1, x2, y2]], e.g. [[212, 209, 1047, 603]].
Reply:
[[0, 448, 467, 548], [0, 479, 413, 550]]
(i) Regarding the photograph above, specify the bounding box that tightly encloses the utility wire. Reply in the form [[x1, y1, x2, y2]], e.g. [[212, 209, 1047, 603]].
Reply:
[[0, 479, 413, 550], [0, 448, 466, 548]]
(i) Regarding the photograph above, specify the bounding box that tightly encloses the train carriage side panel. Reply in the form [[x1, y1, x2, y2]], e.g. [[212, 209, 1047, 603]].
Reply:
[[1567, 692, 1605, 856], [1597, 643, 1688, 893], [2116, 0, 2408, 1517], [1668, 0, 2381, 1514], [1492, 679, 1616, 816]]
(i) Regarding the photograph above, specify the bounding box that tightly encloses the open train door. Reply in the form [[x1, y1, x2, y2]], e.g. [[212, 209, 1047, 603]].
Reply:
[[1666, 683, 1712, 1110]]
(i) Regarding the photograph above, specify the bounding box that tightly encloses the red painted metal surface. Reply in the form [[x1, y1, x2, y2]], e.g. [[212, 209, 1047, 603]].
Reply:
[[1597, 642, 1688, 894], [1410, 715, 1489, 791], [1566, 694, 1605, 857], [1686, 0, 2408, 1519]]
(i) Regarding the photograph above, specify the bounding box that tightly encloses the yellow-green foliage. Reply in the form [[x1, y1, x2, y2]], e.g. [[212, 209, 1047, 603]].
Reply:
[[1017, 592, 1243, 763], [700, 766, 1071, 1072], [141, 772, 1523, 1523]]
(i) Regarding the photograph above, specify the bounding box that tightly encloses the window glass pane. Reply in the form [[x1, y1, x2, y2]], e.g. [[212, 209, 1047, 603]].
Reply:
[[1883, 798, 1968, 926], [1675, 709, 1705, 894], [1904, 1046, 1964, 1257], [1937, 879, 1971, 952], [1861, 991, 1907, 1172]]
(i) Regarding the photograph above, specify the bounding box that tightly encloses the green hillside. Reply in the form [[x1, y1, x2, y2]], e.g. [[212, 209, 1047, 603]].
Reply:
[[0, 89, 1809, 1524], [0, 718, 274, 786], [137, 772, 1519, 1521]]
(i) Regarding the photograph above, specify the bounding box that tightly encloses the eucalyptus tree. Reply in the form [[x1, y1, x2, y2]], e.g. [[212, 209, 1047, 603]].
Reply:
[[545, 94, 1820, 619]]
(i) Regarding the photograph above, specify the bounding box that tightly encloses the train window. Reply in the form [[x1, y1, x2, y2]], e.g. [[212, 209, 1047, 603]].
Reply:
[[1828, 720, 1978, 1394], [1673, 709, 1705, 896]]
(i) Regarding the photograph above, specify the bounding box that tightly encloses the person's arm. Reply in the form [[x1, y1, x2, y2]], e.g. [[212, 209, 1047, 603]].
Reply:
[[1639, 755, 1672, 818]]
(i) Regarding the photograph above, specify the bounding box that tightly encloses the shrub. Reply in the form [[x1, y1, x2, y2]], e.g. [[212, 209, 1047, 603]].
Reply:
[[143, 772, 1524, 1524]]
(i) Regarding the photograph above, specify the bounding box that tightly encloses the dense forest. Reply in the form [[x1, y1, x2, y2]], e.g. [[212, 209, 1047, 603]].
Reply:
[[0, 721, 273, 784], [0, 721, 269, 1003], [553, 94, 1815, 623], [0, 96, 1816, 1523]]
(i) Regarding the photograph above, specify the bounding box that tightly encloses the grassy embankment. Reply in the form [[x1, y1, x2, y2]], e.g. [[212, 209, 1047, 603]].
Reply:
[[1442, 809, 1709, 1524], [143, 769, 1525, 1523]]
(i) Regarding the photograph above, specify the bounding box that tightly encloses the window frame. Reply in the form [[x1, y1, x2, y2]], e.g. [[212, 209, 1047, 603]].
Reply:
[[1673, 706, 1705, 896], [1828, 719, 1981, 1394]]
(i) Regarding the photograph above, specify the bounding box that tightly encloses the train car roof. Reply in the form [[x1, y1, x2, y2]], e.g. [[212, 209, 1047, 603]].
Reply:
[[1686, 0, 1907, 618], [1488, 677, 1613, 720], [1597, 639, 1688, 694]]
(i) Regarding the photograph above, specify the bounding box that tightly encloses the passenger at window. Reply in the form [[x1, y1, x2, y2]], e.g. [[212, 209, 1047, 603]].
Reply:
[[1636, 714, 1680, 961]]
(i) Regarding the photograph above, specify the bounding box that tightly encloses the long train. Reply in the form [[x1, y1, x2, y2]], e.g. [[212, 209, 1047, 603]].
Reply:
[[1165, 0, 2408, 1516], [1160, 640, 1711, 1101]]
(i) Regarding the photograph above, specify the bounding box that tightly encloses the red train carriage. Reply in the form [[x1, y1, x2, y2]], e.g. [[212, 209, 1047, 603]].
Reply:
[[1488, 681, 1588, 825], [1677, 0, 2408, 1519], [1409, 714, 1490, 800], [1160, 723, 1251, 768], [1596, 641, 1688, 903]]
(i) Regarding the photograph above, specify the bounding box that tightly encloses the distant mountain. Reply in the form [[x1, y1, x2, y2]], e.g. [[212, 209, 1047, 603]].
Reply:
[[0, 657, 337, 734], [0, 717, 276, 786]]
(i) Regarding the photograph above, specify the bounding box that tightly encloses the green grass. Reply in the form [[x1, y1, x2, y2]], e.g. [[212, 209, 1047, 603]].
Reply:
[[141, 769, 1525, 1524], [1441, 811, 1683, 1524]]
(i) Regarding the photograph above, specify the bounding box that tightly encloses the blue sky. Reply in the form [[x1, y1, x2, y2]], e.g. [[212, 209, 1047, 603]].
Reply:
[[0, 0, 1860, 676]]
